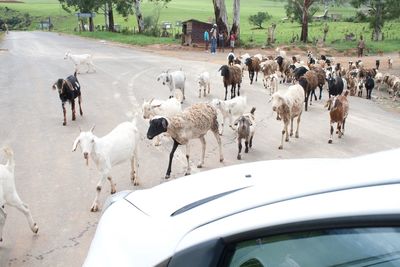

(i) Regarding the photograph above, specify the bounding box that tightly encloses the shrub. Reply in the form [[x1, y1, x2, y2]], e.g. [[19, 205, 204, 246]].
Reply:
[[248, 12, 271, 29]]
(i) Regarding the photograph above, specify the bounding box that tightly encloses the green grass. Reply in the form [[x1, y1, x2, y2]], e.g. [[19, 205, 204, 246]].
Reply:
[[1, 0, 399, 53]]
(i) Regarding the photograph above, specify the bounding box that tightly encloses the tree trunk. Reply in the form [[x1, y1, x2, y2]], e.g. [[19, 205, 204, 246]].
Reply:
[[107, 1, 115, 32], [89, 17, 94, 32], [300, 0, 309, 42], [133, 0, 145, 33], [231, 0, 240, 36], [373, 0, 383, 41], [213, 0, 229, 38]]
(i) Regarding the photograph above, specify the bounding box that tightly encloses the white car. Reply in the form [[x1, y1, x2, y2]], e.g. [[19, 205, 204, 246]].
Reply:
[[83, 149, 400, 267]]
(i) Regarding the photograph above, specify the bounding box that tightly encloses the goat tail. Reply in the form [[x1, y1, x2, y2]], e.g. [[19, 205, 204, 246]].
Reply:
[[3, 146, 15, 171], [250, 107, 256, 115]]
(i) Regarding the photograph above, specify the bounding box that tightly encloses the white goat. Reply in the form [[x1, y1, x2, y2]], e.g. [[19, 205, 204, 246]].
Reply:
[[142, 97, 182, 146], [198, 71, 211, 98], [211, 96, 247, 135], [0, 147, 39, 242], [157, 70, 186, 102], [64, 51, 95, 73], [263, 73, 279, 95], [271, 84, 305, 150], [234, 107, 256, 160], [72, 119, 139, 212]]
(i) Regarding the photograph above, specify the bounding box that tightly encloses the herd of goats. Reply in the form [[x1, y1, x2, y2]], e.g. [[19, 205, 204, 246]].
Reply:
[[0, 47, 399, 245]]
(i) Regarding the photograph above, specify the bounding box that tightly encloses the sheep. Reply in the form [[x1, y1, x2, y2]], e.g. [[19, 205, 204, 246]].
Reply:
[[72, 119, 139, 212], [211, 96, 247, 135], [270, 84, 305, 150], [245, 56, 261, 84], [263, 73, 279, 95], [0, 147, 39, 242], [234, 107, 256, 160], [298, 70, 319, 111], [146, 103, 224, 179], [142, 97, 182, 146], [325, 91, 349, 144], [156, 70, 186, 102], [311, 66, 326, 100], [218, 64, 242, 100], [198, 71, 211, 98], [260, 60, 279, 78], [64, 51, 95, 73], [52, 71, 83, 126]]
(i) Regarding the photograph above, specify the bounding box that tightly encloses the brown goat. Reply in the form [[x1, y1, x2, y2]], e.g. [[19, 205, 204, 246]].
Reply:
[[219, 64, 242, 100], [298, 70, 318, 111], [325, 91, 349, 144], [245, 57, 261, 84]]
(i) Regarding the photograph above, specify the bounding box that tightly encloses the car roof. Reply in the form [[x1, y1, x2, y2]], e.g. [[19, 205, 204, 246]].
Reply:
[[125, 148, 400, 221]]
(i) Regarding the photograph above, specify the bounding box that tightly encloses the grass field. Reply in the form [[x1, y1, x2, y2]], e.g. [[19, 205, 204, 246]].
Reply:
[[1, 0, 399, 53]]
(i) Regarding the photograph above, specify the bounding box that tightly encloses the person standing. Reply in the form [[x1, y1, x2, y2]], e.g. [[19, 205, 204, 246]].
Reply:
[[218, 30, 225, 52], [230, 31, 236, 53], [210, 24, 217, 54], [357, 36, 365, 58], [203, 29, 209, 52], [4, 23, 9, 34]]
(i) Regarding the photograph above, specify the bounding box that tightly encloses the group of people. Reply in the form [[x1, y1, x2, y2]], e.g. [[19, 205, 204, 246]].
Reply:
[[204, 24, 236, 54]]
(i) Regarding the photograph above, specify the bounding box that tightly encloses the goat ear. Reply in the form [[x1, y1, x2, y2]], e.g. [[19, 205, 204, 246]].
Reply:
[[149, 98, 154, 104], [162, 118, 168, 130], [72, 136, 80, 152], [90, 124, 95, 133], [52, 83, 56, 90]]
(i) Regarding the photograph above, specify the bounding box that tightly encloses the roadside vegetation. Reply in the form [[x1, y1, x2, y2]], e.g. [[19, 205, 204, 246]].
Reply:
[[0, 0, 399, 53]]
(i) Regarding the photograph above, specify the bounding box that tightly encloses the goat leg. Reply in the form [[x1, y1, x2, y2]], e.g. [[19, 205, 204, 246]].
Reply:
[[328, 123, 334, 143], [62, 103, 67, 126], [8, 197, 38, 234], [131, 146, 140, 185], [166, 140, 179, 179], [249, 135, 254, 148], [237, 140, 242, 160], [107, 176, 116, 194], [224, 86, 228, 101], [211, 129, 224, 162], [78, 95, 83, 116], [244, 140, 249, 153], [71, 100, 76, 121], [295, 114, 301, 138], [91, 175, 107, 212]]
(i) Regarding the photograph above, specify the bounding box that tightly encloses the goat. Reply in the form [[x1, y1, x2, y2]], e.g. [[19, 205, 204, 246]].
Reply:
[[270, 84, 305, 149], [326, 91, 349, 144], [365, 75, 375, 99], [157, 70, 186, 102], [263, 73, 279, 95], [234, 107, 256, 160], [275, 56, 291, 83], [146, 103, 223, 179], [227, 52, 235, 66], [388, 57, 393, 69], [218, 64, 242, 100], [211, 96, 247, 135], [0, 147, 39, 242], [72, 119, 140, 212], [64, 51, 95, 73], [198, 71, 211, 98], [326, 73, 344, 99], [298, 70, 318, 111], [383, 74, 400, 101], [52, 71, 83, 126], [245, 57, 261, 84], [142, 97, 182, 146]]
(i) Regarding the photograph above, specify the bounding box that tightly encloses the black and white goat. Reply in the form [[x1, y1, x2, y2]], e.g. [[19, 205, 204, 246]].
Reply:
[[52, 72, 83, 126]]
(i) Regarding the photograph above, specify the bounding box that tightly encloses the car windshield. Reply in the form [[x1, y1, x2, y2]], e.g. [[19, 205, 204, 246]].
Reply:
[[228, 227, 400, 267]]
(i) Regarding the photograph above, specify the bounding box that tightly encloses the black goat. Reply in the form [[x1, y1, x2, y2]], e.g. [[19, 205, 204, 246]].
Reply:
[[327, 74, 344, 99], [52, 72, 83, 126], [365, 76, 375, 99]]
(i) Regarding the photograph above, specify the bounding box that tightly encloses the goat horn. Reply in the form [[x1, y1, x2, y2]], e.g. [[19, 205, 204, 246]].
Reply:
[[90, 124, 95, 133], [149, 98, 155, 104]]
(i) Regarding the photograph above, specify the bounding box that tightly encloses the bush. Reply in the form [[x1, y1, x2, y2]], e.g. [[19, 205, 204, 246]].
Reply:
[[248, 12, 271, 29], [0, 7, 33, 30]]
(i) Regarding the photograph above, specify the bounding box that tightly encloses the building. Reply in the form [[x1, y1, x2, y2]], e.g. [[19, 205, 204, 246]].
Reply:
[[181, 19, 213, 46]]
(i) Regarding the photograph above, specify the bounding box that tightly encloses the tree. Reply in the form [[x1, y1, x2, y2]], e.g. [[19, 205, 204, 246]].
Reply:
[[248, 12, 271, 29], [59, 0, 100, 31], [350, 0, 400, 41], [285, 0, 318, 24]]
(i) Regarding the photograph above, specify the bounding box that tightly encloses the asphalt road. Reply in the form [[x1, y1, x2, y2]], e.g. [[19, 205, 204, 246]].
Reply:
[[0, 31, 399, 267]]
